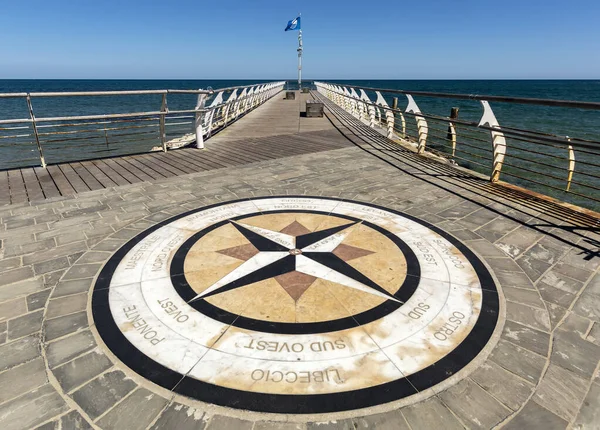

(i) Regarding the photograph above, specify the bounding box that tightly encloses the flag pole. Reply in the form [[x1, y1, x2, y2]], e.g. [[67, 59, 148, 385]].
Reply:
[[297, 14, 303, 88]]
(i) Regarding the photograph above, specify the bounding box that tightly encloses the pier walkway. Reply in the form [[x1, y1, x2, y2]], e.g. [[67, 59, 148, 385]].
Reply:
[[0, 93, 349, 205], [0, 91, 599, 430]]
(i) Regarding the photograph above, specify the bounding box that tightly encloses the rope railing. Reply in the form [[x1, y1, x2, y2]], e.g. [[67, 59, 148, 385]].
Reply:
[[314, 81, 600, 212], [0, 82, 285, 169]]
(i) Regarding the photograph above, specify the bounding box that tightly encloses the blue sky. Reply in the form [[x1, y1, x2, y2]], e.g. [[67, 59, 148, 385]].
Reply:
[[1, 0, 599, 79]]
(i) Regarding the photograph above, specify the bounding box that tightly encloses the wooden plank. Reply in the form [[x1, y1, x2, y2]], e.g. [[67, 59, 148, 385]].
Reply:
[[182, 151, 230, 170], [69, 162, 104, 190], [114, 157, 156, 182], [237, 139, 294, 159], [225, 139, 282, 160], [0, 171, 10, 205], [7, 169, 28, 203], [177, 149, 229, 170], [20, 168, 45, 201], [154, 151, 200, 174], [33, 167, 62, 199], [165, 151, 210, 173], [95, 159, 137, 185], [120, 156, 166, 180], [58, 164, 91, 193], [133, 154, 178, 178], [46, 165, 75, 196], [80, 160, 119, 188], [196, 147, 245, 167], [215, 144, 267, 164], [149, 152, 196, 175], [263, 135, 331, 152]]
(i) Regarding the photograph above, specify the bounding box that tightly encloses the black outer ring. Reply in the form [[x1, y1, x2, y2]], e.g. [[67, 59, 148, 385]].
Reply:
[[170, 210, 420, 334], [91, 196, 500, 414]]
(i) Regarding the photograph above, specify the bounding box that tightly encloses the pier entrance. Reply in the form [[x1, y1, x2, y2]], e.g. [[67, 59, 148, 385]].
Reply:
[[0, 91, 598, 429]]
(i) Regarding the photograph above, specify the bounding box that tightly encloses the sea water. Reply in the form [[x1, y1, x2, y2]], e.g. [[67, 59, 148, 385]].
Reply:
[[1, 79, 599, 210]]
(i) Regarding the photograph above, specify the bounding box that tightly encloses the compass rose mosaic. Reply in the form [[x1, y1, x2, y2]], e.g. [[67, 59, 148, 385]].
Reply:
[[92, 197, 500, 414]]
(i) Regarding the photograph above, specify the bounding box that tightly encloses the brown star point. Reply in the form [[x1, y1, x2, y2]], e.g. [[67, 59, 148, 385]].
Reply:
[[275, 271, 317, 301], [280, 220, 312, 236], [333, 243, 375, 261], [217, 243, 259, 261]]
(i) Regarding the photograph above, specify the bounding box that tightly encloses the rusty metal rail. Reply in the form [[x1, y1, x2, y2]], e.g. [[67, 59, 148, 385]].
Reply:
[[0, 82, 285, 169], [315, 82, 600, 211]]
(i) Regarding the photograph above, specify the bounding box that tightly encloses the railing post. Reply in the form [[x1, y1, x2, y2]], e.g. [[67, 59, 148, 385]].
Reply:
[[392, 97, 406, 138], [195, 93, 207, 149], [368, 98, 376, 128], [358, 90, 372, 125], [159, 92, 168, 152], [566, 137, 575, 191], [406, 95, 428, 153], [238, 88, 248, 115], [336, 86, 344, 106], [224, 90, 238, 125], [375, 92, 394, 138], [350, 88, 360, 118], [26, 94, 47, 168], [478, 101, 506, 182], [448, 107, 459, 157]]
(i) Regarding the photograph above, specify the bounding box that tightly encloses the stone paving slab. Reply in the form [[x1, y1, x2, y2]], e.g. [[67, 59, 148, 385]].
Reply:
[[0, 97, 597, 429]]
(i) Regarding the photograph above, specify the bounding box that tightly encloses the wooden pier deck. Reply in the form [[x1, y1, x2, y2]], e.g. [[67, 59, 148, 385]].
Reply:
[[0, 92, 350, 205], [0, 89, 598, 430]]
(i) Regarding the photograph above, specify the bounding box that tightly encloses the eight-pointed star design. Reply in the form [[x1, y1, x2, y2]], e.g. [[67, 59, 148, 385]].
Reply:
[[189, 220, 401, 304]]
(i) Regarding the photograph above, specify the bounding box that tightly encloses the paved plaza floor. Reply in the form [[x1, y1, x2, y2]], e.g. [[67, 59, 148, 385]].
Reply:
[[0, 93, 599, 429]]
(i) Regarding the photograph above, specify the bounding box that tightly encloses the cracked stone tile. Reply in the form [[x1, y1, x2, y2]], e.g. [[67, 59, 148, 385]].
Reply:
[[401, 396, 464, 430], [503, 399, 567, 429], [0, 384, 69, 430], [502, 320, 551, 356], [0, 297, 28, 322], [572, 290, 600, 322], [46, 330, 97, 369], [7, 309, 44, 340], [573, 382, 600, 429], [494, 270, 535, 290], [44, 311, 88, 341], [96, 388, 169, 430], [546, 302, 568, 330], [149, 402, 210, 430], [495, 227, 544, 258], [551, 330, 600, 378], [0, 358, 47, 404], [469, 360, 534, 411], [533, 364, 588, 421], [71, 370, 137, 420], [351, 411, 410, 429], [506, 301, 551, 332], [558, 312, 592, 338], [587, 322, 600, 346], [502, 286, 545, 309], [537, 279, 578, 308], [489, 339, 546, 383], [551, 262, 592, 283], [515, 255, 551, 282], [52, 349, 113, 393], [205, 415, 254, 430], [439, 378, 511, 429]]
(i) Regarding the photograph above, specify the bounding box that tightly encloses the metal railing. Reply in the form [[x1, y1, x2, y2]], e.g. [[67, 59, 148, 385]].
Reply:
[[315, 82, 600, 212], [0, 82, 285, 169]]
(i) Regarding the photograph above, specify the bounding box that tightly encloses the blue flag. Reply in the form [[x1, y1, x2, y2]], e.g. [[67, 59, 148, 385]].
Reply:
[[285, 16, 301, 31]]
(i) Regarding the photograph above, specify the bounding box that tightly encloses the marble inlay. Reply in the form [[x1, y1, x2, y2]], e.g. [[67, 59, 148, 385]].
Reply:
[[92, 196, 500, 414]]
